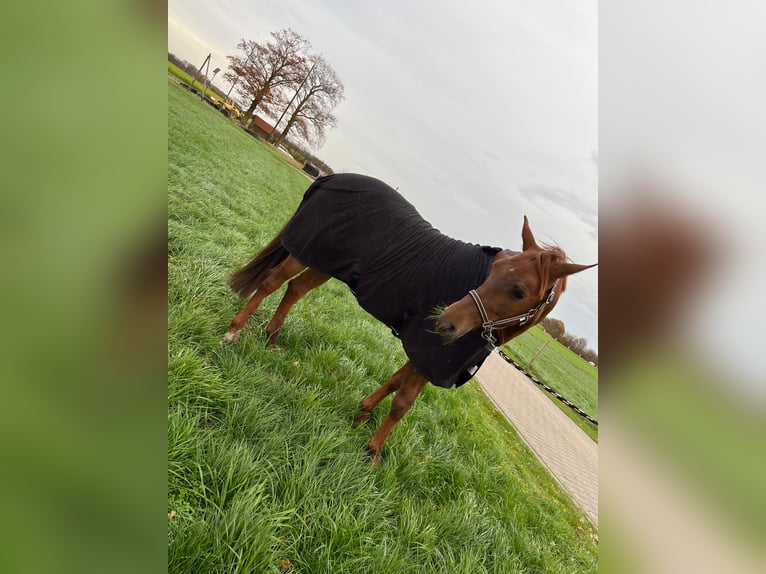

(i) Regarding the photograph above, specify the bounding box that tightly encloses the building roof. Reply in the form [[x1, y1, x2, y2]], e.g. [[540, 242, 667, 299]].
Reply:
[[252, 115, 274, 134]]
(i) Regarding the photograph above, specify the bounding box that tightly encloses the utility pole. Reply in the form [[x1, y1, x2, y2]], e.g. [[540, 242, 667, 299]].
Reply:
[[269, 58, 317, 144], [190, 54, 211, 94], [203, 67, 220, 100]]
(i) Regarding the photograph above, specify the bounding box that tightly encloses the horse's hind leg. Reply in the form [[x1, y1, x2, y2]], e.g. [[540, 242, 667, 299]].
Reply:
[[223, 256, 305, 343], [365, 363, 428, 465], [264, 268, 330, 347]]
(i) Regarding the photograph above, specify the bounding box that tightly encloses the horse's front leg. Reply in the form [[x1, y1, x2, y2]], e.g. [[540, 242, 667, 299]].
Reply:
[[366, 367, 428, 465], [354, 361, 416, 425]]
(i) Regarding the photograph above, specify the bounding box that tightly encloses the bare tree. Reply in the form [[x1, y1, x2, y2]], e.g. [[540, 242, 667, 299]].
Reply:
[[225, 30, 310, 126], [269, 54, 344, 148], [568, 336, 588, 357]]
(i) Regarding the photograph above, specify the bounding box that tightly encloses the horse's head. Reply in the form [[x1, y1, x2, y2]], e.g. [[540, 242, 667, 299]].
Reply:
[[434, 216, 596, 345]]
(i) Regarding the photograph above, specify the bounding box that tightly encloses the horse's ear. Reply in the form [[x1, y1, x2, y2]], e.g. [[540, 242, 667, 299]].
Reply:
[[521, 215, 539, 251], [551, 262, 598, 279]]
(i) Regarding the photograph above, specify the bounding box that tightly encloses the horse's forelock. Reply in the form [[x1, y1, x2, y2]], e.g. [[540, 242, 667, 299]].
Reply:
[[534, 245, 568, 299]]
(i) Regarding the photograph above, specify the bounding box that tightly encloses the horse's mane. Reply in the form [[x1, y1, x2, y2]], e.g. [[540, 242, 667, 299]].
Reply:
[[534, 243, 569, 299]]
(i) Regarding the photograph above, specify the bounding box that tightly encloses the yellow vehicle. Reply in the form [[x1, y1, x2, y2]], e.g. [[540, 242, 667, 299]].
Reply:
[[221, 99, 242, 119]]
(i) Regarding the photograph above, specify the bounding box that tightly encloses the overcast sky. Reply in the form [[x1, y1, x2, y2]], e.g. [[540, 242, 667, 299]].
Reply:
[[169, 0, 599, 349]]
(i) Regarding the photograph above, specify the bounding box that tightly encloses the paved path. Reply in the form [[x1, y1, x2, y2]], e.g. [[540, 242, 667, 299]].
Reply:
[[475, 351, 598, 526]]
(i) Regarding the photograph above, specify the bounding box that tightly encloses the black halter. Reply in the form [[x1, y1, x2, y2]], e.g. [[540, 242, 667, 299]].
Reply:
[[468, 282, 557, 346]]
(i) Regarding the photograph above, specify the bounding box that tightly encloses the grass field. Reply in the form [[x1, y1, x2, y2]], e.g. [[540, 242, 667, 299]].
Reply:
[[501, 327, 598, 441], [168, 61, 221, 98], [168, 81, 597, 573]]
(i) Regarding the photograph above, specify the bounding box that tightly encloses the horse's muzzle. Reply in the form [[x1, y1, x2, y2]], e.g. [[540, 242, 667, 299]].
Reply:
[[433, 315, 460, 344]]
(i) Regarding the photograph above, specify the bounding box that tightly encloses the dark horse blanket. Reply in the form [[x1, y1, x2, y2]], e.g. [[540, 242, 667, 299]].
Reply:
[[281, 173, 500, 388]]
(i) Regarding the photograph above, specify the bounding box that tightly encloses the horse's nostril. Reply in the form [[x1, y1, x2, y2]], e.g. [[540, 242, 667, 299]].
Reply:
[[436, 318, 456, 335]]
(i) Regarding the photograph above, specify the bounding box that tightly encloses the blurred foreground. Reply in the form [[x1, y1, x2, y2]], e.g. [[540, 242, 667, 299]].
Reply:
[[600, 189, 766, 573], [0, 2, 167, 573], [600, 2, 766, 572]]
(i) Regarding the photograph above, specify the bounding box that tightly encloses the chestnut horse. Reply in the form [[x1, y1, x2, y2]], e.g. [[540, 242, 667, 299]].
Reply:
[[224, 174, 595, 463]]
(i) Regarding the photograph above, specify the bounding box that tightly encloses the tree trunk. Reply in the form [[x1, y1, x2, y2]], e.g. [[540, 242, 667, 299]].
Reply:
[[241, 96, 261, 126], [273, 114, 298, 145]]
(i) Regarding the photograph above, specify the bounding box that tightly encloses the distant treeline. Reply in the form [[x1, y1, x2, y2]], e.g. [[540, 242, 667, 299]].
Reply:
[[540, 317, 598, 366]]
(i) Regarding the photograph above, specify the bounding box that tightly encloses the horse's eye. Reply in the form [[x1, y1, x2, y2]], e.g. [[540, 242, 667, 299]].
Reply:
[[511, 287, 527, 300]]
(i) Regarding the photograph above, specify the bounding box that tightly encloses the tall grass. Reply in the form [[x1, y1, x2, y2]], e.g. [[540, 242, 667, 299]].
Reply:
[[168, 81, 597, 573]]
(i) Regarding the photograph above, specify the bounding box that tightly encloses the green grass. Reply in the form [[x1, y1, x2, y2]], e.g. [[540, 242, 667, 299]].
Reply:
[[169, 61, 218, 97], [501, 326, 598, 441], [168, 81, 597, 573]]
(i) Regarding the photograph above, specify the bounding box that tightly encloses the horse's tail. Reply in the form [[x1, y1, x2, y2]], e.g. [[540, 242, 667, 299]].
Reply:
[[228, 226, 290, 298]]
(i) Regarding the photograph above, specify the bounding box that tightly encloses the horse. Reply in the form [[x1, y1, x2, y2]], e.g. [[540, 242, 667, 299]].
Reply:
[[224, 173, 595, 463]]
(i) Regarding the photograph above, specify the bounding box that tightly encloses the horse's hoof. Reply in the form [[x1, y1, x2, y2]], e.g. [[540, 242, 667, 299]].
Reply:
[[353, 413, 369, 426], [366, 444, 382, 467], [222, 330, 241, 344], [266, 328, 279, 349]]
